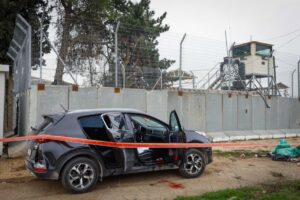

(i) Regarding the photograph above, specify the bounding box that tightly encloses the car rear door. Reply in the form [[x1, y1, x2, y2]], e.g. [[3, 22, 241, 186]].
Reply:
[[101, 112, 136, 171]]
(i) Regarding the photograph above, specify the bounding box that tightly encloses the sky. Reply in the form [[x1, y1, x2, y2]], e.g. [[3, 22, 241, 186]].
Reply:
[[148, 0, 300, 94], [33, 0, 300, 95], [151, 0, 300, 47]]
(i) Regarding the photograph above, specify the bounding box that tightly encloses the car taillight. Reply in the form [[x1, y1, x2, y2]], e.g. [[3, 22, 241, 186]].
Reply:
[[32, 144, 47, 173], [33, 162, 47, 173]]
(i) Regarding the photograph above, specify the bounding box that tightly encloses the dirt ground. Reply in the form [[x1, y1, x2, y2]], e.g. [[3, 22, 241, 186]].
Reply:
[[0, 138, 299, 200]]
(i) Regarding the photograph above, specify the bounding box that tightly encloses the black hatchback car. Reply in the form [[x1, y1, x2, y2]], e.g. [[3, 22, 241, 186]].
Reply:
[[26, 108, 212, 193]]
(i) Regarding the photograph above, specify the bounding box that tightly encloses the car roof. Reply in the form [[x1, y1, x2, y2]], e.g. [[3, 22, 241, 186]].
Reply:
[[66, 108, 145, 117]]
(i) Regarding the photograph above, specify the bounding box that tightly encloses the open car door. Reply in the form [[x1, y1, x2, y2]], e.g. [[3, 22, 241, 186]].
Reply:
[[169, 110, 183, 142], [168, 110, 184, 161]]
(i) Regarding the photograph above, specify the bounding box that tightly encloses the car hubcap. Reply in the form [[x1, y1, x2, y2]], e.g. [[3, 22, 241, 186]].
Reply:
[[68, 163, 95, 189], [184, 153, 203, 175]]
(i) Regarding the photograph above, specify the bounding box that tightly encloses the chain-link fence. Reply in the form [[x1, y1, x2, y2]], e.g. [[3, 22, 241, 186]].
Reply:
[[29, 17, 226, 89], [29, 16, 300, 95]]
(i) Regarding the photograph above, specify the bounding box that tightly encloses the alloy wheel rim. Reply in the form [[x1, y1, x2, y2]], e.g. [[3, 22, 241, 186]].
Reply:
[[184, 153, 203, 175], [68, 163, 95, 189]]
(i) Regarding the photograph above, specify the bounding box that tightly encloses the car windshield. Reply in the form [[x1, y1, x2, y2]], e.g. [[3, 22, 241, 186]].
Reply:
[[130, 115, 166, 131]]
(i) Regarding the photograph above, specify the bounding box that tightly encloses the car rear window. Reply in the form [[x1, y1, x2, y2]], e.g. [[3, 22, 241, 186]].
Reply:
[[79, 115, 109, 141], [33, 117, 53, 134]]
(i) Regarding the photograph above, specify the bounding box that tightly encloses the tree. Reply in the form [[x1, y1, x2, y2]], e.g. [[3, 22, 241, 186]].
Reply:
[[52, 0, 174, 87], [53, 0, 108, 85], [0, 0, 52, 65], [102, 0, 175, 88]]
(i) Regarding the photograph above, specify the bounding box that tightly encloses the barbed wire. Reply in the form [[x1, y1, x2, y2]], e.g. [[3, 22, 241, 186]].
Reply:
[[29, 17, 300, 93]]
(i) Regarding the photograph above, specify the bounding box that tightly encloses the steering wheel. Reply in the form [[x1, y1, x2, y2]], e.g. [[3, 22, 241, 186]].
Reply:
[[136, 125, 145, 142]]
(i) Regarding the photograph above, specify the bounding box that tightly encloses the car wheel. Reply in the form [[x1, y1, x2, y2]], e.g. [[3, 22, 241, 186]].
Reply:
[[61, 157, 99, 193], [179, 149, 206, 178]]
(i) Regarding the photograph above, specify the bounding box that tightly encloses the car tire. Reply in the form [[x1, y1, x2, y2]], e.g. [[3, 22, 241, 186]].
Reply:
[[179, 149, 206, 178], [61, 157, 99, 193]]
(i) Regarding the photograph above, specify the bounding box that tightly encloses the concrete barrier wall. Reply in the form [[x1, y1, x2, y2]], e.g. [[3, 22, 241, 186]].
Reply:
[[252, 96, 266, 130], [266, 97, 279, 129], [277, 97, 289, 129], [185, 93, 206, 131], [69, 87, 98, 110], [29, 86, 300, 133], [205, 93, 222, 132], [147, 90, 168, 123], [237, 95, 252, 130], [223, 94, 237, 131], [289, 98, 300, 129], [30, 85, 69, 126]]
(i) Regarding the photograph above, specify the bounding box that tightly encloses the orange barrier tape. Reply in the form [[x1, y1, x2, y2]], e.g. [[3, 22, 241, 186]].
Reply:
[[0, 134, 278, 148]]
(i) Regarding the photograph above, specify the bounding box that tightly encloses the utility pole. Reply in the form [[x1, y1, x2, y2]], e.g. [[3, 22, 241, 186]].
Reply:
[[179, 33, 186, 89], [115, 21, 120, 88]]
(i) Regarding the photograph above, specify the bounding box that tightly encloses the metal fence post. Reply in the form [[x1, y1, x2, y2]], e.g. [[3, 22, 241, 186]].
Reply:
[[179, 33, 186, 89], [298, 60, 300, 98], [190, 71, 195, 89], [160, 69, 163, 89], [292, 69, 296, 98], [39, 18, 43, 83], [121, 63, 125, 88], [115, 21, 120, 88]]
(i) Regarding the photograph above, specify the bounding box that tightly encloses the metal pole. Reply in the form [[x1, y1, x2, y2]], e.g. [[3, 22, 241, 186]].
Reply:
[[160, 69, 163, 90], [273, 56, 278, 95], [267, 58, 270, 95], [292, 69, 296, 98], [179, 33, 186, 89], [121, 63, 125, 88], [207, 72, 210, 87], [39, 17, 43, 83], [115, 21, 120, 88], [225, 30, 231, 90], [190, 71, 195, 89], [298, 60, 300, 98]]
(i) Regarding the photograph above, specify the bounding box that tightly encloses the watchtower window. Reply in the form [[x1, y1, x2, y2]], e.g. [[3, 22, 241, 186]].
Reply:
[[232, 44, 251, 57], [256, 44, 272, 57]]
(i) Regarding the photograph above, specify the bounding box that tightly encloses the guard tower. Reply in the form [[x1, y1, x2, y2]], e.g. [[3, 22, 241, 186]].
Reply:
[[219, 41, 279, 95], [233, 41, 274, 78], [197, 41, 279, 107]]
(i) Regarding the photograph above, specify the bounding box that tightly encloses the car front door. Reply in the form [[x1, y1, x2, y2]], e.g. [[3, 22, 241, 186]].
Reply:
[[126, 113, 177, 165], [169, 110, 185, 161]]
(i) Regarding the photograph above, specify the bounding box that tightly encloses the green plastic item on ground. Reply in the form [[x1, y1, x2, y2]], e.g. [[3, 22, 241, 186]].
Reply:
[[272, 139, 300, 158]]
